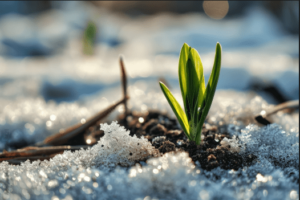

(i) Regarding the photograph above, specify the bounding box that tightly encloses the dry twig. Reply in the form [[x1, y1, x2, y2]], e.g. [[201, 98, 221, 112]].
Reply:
[[255, 100, 299, 125], [0, 145, 89, 162], [0, 57, 131, 163]]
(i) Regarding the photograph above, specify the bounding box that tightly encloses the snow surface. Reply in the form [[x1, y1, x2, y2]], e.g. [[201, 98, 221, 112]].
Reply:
[[0, 1, 298, 199], [219, 136, 241, 153], [0, 70, 298, 200], [0, 75, 298, 200], [0, 119, 298, 200], [0, 84, 298, 200]]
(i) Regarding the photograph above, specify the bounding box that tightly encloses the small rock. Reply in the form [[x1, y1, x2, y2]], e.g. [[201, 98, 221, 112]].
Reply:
[[165, 130, 182, 137], [207, 154, 217, 162], [150, 124, 167, 135], [207, 160, 219, 170], [176, 140, 184, 147], [142, 119, 158, 132], [152, 136, 166, 148], [220, 134, 227, 139], [205, 134, 214, 142], [158, 141, 176, 153], [210, 126, 218, 132], [206, 148, 214, 153]]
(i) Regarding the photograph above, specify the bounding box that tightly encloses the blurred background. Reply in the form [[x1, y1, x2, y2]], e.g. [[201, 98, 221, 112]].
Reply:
[[0, 1, 298, 103]]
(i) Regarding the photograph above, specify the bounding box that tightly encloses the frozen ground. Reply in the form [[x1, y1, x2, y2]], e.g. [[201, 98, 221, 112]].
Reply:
[[0, 114, 298, 200], [0, 85, 298, 200], [0, 2, 299, 200]]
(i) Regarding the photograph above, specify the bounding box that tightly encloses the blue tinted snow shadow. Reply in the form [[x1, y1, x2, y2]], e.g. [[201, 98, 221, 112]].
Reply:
[[41, 79, 107, 103]]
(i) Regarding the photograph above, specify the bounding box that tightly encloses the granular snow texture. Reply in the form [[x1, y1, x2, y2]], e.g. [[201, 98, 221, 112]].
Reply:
[[0, 120, 298, 200]]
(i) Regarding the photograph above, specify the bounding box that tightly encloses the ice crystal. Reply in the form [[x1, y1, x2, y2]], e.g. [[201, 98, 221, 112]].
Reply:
[[239, 124, 299, 170], [219, 136, 241, 153], [208, 90, 299, 132], [0, 97, 114, 151], [0, 89, 298, 200], [93, 121, 159, 167], [40, 121, 158, 170], [0, 141, 298, 200]]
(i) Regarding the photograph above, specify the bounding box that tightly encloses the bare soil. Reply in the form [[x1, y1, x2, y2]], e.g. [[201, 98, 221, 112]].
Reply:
[[115, 110, 257, 171]]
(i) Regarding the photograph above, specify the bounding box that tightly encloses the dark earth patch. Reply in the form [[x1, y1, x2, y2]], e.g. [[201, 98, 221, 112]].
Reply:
[[114, 110, 257, 171]]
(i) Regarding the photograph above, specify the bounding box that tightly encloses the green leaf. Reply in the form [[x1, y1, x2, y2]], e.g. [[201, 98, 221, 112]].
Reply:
[[161, 42, 222, 145], [185, 51, 199, 122], [159, 82, 191, 139], [186, 48, 206, 126], [178, 43, 191, 118], [179, 44, 205, 124], [189, 48, 205, 107], [195, 42, 222, 145]]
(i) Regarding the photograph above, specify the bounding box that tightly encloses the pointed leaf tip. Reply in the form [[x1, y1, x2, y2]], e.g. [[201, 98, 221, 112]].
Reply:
[[159, 82, 190, 139], [195, 42, 222, 144], [216, 42, 222, 51], [183, 43, 189, 47]]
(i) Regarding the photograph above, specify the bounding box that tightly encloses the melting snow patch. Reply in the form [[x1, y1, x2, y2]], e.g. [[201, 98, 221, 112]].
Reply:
[[0, 122, 298, 200], [219, 136, 241, 153], [239, 123, 299, 171], [43, 121, 158, 170], [0, 97, 118, 151], [0, 92, 298, 200], [208, 90, 299, 132], [94, 121, 159, 167]]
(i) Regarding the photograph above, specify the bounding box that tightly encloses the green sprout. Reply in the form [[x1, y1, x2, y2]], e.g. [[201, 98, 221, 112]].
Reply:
[[159, 42, 222, 145], [83, 21, 97, 55]]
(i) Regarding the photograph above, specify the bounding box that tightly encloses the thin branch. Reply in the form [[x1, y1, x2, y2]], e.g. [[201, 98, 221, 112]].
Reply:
[[119, 56, 129, 117], [36, 97, 128, 146], [0, 145, 89, 162], [255, 99, 299, 125]]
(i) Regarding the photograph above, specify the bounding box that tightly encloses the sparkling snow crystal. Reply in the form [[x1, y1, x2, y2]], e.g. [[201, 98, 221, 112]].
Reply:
[[239, 124, 299, 170], [47, 121, 159, 169], [0, 95, 298, 200], [219, 136, 241, 153], [93, 121, 159, 167]]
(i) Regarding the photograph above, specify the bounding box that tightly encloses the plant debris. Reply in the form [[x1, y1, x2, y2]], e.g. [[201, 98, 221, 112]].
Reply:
[[255, 99, 299, 125]]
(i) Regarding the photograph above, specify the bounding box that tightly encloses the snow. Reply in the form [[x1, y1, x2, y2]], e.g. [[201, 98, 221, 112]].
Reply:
[[0, 122, 298, 200], [95, 121, 159, 167], [0, 91, 299, 200], [0, 81, 298, 200], [0, 76, 298, 200], [219, 136, 241, 153], [239, 124, 299, 170], [0, 97, 111, 151], [0, 1, 298, 199]]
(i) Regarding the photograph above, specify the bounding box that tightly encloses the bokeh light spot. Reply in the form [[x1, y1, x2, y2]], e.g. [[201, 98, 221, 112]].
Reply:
[[203, 1, 229, 19]]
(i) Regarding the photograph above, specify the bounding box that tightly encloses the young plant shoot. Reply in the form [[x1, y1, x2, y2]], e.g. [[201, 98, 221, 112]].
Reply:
[[159, 43, 222, 145], [83, 21, 97, 55]]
